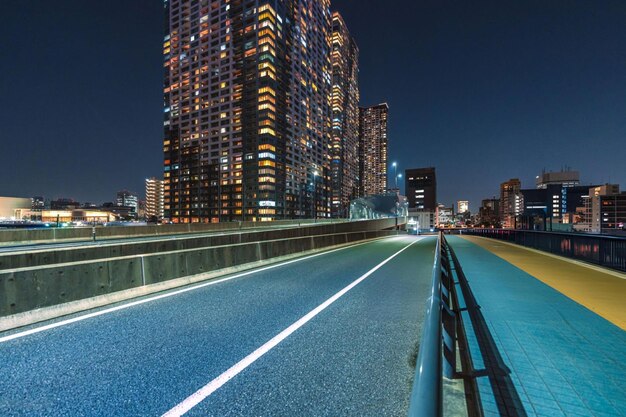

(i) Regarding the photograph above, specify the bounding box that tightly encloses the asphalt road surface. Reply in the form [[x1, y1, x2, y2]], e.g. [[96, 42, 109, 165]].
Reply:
[[0, 235, 436, 416]]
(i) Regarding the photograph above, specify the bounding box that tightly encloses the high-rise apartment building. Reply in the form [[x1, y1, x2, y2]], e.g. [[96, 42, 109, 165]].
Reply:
[[358, 103, 388, 196], [163, 0, 332, 223], [145, 177, 165, 221], [500, 178, 522, 228], [330, 11, 359, 217], [405, 167, 437, 210]]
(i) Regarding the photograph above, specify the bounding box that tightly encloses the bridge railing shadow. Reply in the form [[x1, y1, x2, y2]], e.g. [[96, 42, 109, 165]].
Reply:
[[408, 232, 528, 417]]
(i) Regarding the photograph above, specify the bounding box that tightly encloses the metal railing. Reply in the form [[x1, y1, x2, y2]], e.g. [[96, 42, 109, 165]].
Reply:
[[409, 233, 466, 417], [466, 229, 626, 272], [408, 233, 444, 416], [409, 233, 486, 417]]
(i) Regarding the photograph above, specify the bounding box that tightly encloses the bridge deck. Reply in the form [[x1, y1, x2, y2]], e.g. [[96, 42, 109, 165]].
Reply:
[[447, 235, 626, 417], [0, 236, 434, 416]]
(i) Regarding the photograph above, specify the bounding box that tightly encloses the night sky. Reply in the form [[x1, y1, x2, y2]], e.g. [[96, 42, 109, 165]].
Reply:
[[2, 1, 625, 210]]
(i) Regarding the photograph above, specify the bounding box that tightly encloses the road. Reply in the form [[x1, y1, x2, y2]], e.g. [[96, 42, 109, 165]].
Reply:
[[0, 235, 435, 416]]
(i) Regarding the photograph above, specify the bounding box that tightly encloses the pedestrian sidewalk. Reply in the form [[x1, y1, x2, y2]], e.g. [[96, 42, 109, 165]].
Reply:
[[447, 235, 626, 417]]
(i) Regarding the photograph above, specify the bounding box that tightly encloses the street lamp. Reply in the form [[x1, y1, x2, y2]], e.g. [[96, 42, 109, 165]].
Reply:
[[397, 173, 402, 189]]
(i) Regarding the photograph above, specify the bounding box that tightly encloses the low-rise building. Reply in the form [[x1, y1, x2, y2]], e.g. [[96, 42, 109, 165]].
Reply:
[[39, 210, 113, 223], [0, 197, 32, 220], [407, 209, 435, 232]]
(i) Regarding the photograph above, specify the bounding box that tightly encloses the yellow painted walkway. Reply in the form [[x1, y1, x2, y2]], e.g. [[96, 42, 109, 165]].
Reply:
[[460, 235, 626, 330]]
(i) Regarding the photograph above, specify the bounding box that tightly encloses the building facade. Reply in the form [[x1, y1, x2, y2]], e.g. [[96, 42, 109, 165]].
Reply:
[[405, 167, 437, 211], [330, 11, 359, 217], [596, 193, 626, 234], [478, 198, 500, 227], [500, 178, 522, 228], [358, 103, 388, 196], [145, 177, 165, 221], [116, 190, 138, 213], [536, 169, 580, 189], [163, 0, 332, 223], [436, 204, 454, 228], [589, 184, 626, 234], [457, 200, 469, 214], [0, 197, 32, 220], [521, 184, 597, 229]]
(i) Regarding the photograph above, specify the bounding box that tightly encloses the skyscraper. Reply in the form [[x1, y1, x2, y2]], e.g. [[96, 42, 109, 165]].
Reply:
[[330, 11, 359, 217], [145, 177, 165, 221], [358, 103, 388, 196], [163, 0, 332, 223]]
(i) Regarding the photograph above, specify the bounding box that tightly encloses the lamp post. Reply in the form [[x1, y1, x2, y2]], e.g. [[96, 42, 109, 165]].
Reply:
[[397, 173, 402, 190]]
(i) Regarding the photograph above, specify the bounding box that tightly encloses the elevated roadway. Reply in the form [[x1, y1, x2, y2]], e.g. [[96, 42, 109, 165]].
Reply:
[[0, 236, 435, 416]]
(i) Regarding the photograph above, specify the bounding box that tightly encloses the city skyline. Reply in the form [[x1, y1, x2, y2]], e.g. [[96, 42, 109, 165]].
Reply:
[[2, 0, 626, 211]]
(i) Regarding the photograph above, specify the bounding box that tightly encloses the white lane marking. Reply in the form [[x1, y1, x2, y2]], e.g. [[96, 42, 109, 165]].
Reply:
[[0, 236, 415, 344], [161, 238, 422, 417]]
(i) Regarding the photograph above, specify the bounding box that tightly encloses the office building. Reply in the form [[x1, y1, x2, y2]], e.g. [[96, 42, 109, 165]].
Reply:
[[500, 178, 522, 228], [478, 198, 500, 227], [405, 167, 437, 210], [536, 169, 580, 189], [330, 11, 359, 217], [457, 200, 469, 214], [358, 103, 388, 196], [163, 0, 332, 223], [116, 190, 138, 213], [521, 170, 599, 230], [436, 204, 454, 227], [589, 184, 626, 234], [146, 177, 165, 221], [521, 184, 597, 227], [31, 196, 45, 211]]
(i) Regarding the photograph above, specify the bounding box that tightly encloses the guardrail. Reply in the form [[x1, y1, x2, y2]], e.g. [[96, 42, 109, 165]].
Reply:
[[408, 233, 444, 416], [409, 233, 465, 416], [465, 229, 626, 272], [409, 233, 483, 417]]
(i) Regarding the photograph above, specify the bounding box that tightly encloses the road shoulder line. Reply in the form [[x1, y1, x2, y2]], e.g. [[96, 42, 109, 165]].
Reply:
[[0, 236, 400, 339], [161, 237, 422, 417]]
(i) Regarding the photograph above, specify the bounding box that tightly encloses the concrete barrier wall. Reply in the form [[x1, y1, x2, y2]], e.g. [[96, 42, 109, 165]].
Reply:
[[0, 218, 404, 270], [0, 230, 399, 317], [0, 218, 347, 244], [0, 217, 404, 245], [1, 258, 142, 316]]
